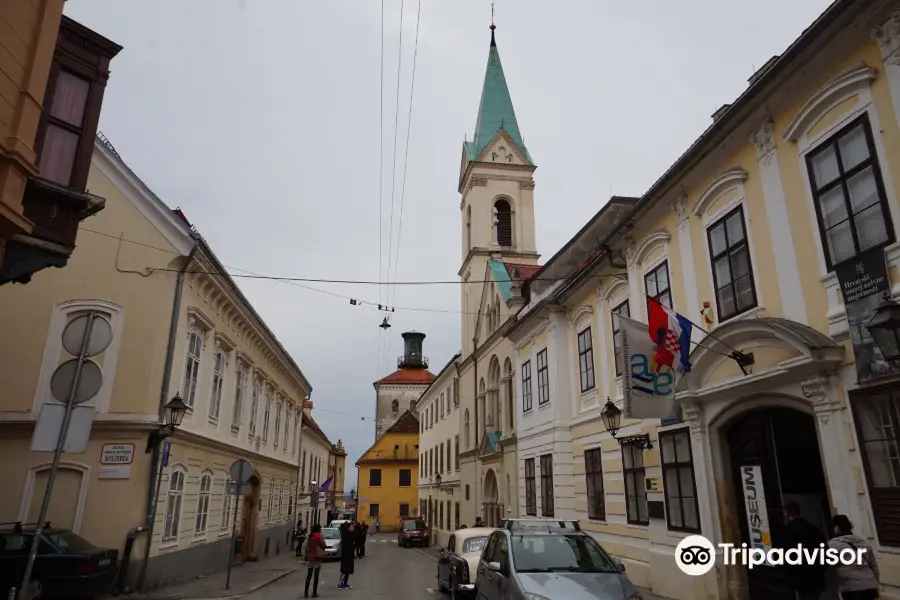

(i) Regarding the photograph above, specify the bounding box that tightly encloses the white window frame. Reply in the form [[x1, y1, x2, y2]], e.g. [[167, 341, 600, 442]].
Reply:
[[692, 168, 764, 327], [163, 465, 186, 543], [221, 476, 234, 533], [209, 348, 225, 422], [32, 300, 125, 414], [267, 481, 275, 521], [602, 280, 630, 401], [195, 470, 213, 536], [232, 366, 246, 433], [273, 400, 282, 449], [785, 64, 900, 340], [262, 387, 273, 443], [249, 378, 261, 438], [181, 308, 213, 410], [570, 304, 598, 409]]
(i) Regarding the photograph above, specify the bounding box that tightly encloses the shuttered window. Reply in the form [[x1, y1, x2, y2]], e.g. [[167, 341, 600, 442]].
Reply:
[[851, 387, 900, 546], [495, 199, 513, 246]]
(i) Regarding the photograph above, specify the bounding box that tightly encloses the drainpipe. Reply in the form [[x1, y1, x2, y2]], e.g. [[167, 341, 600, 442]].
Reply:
[[472, 334, 479, 520], [130, 234, 200, 593]]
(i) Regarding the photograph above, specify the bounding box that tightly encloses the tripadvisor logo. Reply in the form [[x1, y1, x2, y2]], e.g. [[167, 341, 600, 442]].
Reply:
[[674, 535, 869, 577]]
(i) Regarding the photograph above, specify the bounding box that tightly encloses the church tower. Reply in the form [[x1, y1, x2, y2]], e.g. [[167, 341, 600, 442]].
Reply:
[[458, 25, 539, 356]]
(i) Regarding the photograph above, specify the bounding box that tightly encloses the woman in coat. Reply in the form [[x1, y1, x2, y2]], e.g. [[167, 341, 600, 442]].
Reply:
[[828, 515, 880, 599], [338, 522, 356, 589], [304, 524, 326, 598]]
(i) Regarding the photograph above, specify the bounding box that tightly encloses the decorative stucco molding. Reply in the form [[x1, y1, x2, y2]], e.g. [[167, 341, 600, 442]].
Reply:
[[623, 236, 638, 267], [672, 196, 689, 232], [468, 177, 488, 192], [784, 63, 878, 141], [751, 121, 776, 163], [600, 277, 630, 303], [519, 181, 535, 190], [633, 230, 672, 267], [872, 11, 900, 64], [692, 167, 748, 218], [801, 374, 842, 423], [569, 304, 594, 326]]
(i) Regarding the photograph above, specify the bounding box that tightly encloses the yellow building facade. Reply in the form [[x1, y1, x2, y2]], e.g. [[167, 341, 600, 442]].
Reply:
[[505, 2, 900, 599], [356, 410, 419, 532], [0, 135, 313, 591]]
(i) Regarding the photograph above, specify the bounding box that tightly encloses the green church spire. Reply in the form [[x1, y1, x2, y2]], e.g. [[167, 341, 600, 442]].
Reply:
[[466, 25, 532, 164]]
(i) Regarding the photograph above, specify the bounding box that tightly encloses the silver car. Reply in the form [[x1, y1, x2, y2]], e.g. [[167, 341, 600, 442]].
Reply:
[[321, 527, 342, 560], [474, 520, 642, 600]]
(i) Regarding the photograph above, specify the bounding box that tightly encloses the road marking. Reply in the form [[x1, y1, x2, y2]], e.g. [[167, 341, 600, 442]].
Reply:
[[425, 588, 439, 594]]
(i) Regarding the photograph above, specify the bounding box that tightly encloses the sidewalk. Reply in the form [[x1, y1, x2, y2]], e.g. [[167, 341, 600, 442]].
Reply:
[[415, 542, 675, 600], [117, 553, 301, 600]]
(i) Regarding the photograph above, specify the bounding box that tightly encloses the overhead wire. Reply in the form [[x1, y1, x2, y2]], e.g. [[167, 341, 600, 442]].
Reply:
[[387, 0, 422, 314], [376, 0, 387, 384]]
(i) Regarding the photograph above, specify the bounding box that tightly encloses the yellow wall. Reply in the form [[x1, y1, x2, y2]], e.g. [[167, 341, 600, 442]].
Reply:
[[356, 430, 419, 532]]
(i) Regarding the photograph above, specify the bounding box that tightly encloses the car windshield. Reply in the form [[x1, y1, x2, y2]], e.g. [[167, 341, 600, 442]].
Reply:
[[322, 529, 341, 540], [44, 531, 95, 552], [461, 536, 486, 554], [402, 520, 426, 531], [511, 534, 620, 573]]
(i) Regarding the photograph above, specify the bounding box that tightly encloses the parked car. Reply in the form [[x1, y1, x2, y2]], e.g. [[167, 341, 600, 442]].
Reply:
[[475, 519, 642, 600], [0, 522, 119, 599], [327, 519, 351, 530], [437, 527, 494, 599], [397, 518, 429, 547], [320, 527, 342, 560]]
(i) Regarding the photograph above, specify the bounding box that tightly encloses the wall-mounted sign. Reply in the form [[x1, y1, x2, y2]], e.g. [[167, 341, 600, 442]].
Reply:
[[644, 477, 662, 493], [99, 465, 131, 479], [100, 443, 135, 465], [740, 465, 772, 553], [835, 248, 899, 382]]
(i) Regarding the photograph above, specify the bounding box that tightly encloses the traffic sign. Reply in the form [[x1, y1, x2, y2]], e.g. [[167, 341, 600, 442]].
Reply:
[[50, 359, 102, 404], [229, 458, 253, 484], [226, 481, 251, 496], [161, 440, 171, 467], [62, 314, 112, 357]]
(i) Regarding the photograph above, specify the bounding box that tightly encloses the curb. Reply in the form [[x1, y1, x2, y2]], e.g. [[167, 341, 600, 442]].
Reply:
[[240, 568, 296, 595]]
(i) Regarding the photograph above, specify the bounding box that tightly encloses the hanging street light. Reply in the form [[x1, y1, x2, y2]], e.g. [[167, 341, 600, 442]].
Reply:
[[600, 398, 653, 450], [866, 292, 900, 364], [146, 393, 189, 452]]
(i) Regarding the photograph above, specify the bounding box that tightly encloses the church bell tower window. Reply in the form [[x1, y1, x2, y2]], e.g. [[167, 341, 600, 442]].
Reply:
[[494, 199, 512, 247]]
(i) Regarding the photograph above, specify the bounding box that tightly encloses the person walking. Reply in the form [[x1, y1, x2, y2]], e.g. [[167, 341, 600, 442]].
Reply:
[[338, 522, 356, 589], [779, 502, 827, 600], [373, 515, 380, 534], [304, 524, 326, 598], [295, 520, 307, 558], [360, 522, 369, 557], [354, 521, 365, 558], [828, 515, 880, 599]]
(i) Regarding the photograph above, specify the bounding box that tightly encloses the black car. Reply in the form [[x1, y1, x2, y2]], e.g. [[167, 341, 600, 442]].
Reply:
[[0, 523, 118, 599]]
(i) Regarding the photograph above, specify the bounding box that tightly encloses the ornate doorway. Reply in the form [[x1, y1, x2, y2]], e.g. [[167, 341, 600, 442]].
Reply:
[[240, 474, 261, 562], [482, 468, 501, 526], [726, 407, 830, 600]]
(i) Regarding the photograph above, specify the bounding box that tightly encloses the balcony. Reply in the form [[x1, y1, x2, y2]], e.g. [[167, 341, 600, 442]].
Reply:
[[398, 354, 429, 369]]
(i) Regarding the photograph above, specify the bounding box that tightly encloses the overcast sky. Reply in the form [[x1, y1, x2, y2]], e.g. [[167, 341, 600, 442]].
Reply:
[[65, 0, 833, 490]]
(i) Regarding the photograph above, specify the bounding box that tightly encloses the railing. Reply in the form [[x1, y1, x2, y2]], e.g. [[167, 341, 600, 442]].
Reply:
[[397, 355, 429, 368]]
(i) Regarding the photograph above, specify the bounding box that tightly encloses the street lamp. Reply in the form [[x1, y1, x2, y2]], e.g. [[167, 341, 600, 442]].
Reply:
[[600, 398, 652, 450], [434, 473, 454, 495], [867, 292, 900, 364], [146, 393, 189, 452]]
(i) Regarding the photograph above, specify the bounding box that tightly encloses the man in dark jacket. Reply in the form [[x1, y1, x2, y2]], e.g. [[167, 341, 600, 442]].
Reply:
[[779, 502, 827, 600]]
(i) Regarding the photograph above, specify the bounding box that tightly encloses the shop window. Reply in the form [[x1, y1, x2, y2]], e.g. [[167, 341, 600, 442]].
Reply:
[[622, 446, 648, 525]]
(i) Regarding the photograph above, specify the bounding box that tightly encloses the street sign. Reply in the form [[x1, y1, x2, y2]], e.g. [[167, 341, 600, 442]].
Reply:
[[30, 403, 93, 453], [49, 359, 102, 404], [62, 314, 112, 357], [161, 440, 171, 467], [226, 482, 251, 495], [229, 459, 253, 484], [100, 443, 135, 465]]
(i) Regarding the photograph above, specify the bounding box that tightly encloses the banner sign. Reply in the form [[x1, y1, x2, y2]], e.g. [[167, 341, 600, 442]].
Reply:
[[834, 248, 898, 382], [621, 314, 679, 419], [740, 465, 772, 554]]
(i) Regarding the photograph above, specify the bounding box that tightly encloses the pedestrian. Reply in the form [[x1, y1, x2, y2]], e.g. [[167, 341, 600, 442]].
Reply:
[[828, 514, 880, 599], [474, 517, 485, 527], [373, 515, 380, 534], [339, 522, 356, 589], [354, 521, 365, 558], [304, 524, 326, 598], [361, 522, 369, 556], [779, 502, 827, 600], [460, 524, 467, 529]]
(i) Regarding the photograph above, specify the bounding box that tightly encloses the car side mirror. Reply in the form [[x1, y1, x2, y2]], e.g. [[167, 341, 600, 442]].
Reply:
[[614, 558, 626, 572], [487, 561, 502, 572]]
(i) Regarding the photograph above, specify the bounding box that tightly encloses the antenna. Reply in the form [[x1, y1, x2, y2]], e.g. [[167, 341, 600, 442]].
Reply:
[[491, 1, 495, 26]]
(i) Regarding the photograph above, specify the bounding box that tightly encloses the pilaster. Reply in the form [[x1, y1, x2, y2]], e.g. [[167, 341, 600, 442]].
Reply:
[[672, 195, 703, 344], [624, 237, 643, 320], [873, 11, 900, 131], [682, 400, 720, 545], [594, 285, 612, 405], [751, 121, 808, 324]]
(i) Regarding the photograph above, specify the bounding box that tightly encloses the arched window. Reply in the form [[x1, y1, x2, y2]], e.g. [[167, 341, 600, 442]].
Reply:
[[466, 205, 472, 251], [410, 399, 416, 412], [232, 367, 246, 432], [209, 349, 225, 420], [221, 476, 234, 531], [163, 466, 186, 541], [273, 401, 282, 449], [464, 410, 471, 449], [249, 379, 261, 435], [494, 199, 512, 247], [183, 329, 203, 407], [392, 399, 400, 416], [195, 470, 212, 535]]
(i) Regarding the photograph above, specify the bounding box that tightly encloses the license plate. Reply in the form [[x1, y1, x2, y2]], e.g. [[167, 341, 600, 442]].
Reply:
[[99, 559, 110, 567]]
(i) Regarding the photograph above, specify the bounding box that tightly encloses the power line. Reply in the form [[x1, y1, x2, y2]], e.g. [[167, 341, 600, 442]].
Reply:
[[385, 0, 406, 318], [387, 0, 422, 313], [376, 0, 386, 380]]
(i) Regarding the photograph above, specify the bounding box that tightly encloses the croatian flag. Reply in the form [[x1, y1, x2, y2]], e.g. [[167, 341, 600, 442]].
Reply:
[[646, 296, 692, 375]]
